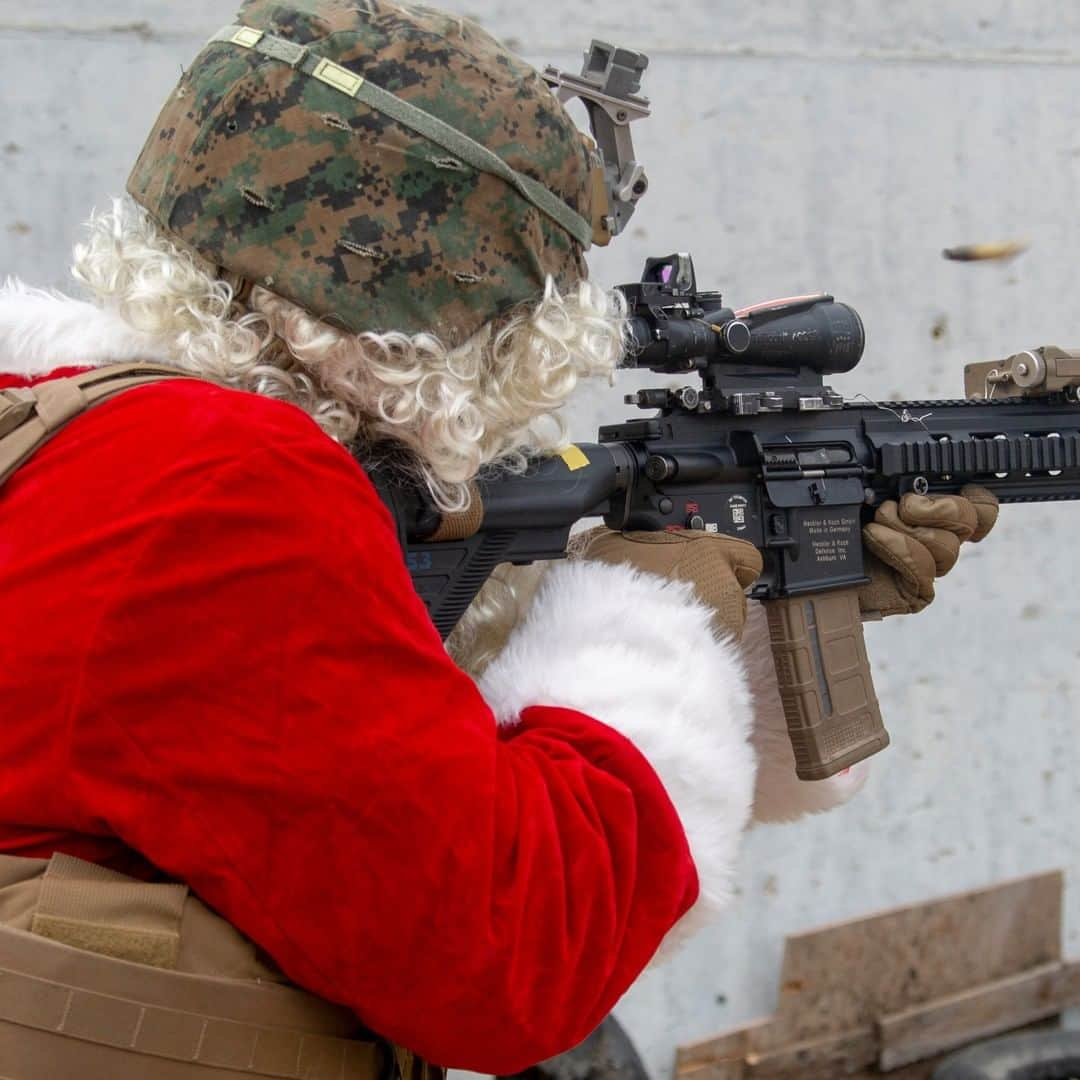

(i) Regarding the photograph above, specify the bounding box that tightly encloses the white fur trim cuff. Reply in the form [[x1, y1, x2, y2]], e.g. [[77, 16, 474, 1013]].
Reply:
[[478, 559, 757, 950], [0, 280, 171, 376]]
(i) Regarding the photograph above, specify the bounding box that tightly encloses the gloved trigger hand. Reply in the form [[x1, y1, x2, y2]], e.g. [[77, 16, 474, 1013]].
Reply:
[[574, 527, 763, 641]]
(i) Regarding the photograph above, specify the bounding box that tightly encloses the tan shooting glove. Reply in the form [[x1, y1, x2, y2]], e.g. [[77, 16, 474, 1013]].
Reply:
[[859, 484, 999, 617], [575, 528, 763, 640]]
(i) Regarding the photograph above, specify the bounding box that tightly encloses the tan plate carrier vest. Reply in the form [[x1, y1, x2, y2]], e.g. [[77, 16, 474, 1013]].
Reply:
[[0, 365, 444, 1080]]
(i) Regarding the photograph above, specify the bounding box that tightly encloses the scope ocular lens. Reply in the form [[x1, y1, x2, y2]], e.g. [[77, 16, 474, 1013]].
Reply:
[[724, 321, 752, 353]]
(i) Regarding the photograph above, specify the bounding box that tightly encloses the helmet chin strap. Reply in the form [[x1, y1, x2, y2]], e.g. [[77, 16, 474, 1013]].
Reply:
[[223, 272, 256, 315]]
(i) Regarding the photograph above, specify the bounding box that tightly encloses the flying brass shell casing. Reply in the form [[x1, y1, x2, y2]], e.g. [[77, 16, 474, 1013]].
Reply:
[[942, 240, 1029, 262]]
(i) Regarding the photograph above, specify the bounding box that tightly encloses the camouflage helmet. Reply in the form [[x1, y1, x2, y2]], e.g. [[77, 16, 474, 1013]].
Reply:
[[127, 0, 599, 343]]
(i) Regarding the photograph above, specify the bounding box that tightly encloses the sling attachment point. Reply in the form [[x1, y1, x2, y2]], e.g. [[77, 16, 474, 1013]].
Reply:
[[428, 486, 484, 542]]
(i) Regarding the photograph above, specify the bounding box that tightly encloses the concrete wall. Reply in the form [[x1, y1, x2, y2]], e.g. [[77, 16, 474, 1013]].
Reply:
[[3, 3, 1080, 1077]]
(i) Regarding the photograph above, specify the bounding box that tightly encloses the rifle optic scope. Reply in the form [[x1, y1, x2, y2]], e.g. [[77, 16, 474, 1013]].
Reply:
[[620, 254, 865, 376], [625, 296, 865, 376]]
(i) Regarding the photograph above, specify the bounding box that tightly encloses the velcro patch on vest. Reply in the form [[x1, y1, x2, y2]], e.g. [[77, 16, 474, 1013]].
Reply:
[[31, 913, 181, 970], [31, 852, 187, 970]]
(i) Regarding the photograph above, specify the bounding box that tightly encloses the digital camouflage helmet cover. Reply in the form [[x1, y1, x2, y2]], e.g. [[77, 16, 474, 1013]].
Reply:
[[128, 0, 601, 342]]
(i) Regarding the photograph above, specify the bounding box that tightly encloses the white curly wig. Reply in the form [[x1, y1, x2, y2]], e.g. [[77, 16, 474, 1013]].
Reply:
[[69, 198, 624, 670], [71, 198, 626, 514]]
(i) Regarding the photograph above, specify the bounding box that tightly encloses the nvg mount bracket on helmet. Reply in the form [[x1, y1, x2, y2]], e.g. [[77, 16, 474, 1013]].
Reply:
[[543, 42, 651, 246]]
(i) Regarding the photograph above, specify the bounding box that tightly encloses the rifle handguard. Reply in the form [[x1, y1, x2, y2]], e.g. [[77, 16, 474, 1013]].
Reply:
[[763, 589, 890, 780]]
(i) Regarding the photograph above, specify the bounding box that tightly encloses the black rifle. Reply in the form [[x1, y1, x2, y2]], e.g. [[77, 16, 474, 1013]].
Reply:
[[371, 253, 1080, 781]]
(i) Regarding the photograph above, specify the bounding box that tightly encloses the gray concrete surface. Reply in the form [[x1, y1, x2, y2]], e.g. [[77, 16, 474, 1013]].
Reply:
[[3, 3, 1080, 1078]]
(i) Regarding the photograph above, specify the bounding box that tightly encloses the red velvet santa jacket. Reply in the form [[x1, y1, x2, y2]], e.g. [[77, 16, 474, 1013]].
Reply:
[[0, 288, 865, 1072]]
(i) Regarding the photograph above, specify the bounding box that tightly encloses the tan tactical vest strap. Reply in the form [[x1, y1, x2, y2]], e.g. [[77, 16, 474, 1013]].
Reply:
[[0, 855, 442, 1078], [32, 853, 187, 971], [0, 923, 387, 1078], [0, 363, 195, 487]]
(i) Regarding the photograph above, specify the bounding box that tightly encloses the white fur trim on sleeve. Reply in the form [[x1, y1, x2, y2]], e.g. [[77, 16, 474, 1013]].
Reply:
[[477, 559, 757, 952], [0, 280, 171, 375], [740, 601, 869, 824]]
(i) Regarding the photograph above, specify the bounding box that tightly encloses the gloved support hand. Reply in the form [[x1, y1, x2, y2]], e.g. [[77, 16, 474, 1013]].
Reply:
[[859, 485, 999, 617], [574, 528, 763, 640]]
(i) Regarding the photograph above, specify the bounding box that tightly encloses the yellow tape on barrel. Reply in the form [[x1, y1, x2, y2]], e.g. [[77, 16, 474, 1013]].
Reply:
[[559, 445, 589, 471]]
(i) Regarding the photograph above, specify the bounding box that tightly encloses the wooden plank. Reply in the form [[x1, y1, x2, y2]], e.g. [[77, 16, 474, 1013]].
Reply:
[[675, 873, 1067, 1078], [676, 1022, 766, 1077], [749, 870, 1063, 1057], [761, 871, 1063, 1054], [744, 1028, 877, 1078], [878, 960, 1080, 1070], [676, 1064, 743, 1080]]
